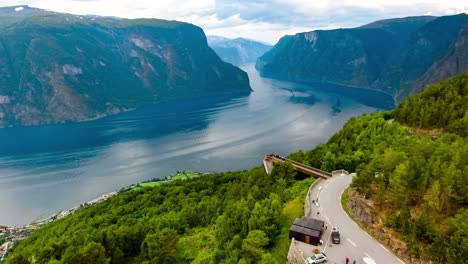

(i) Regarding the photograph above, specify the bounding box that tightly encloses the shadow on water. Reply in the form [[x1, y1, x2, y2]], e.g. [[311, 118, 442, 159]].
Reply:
[[311, 82, 395, 110], [288, 94, 318, 105], [0, 93, 249, 157], [331, 97, 342, 115], [260, 75, 395, 111], [279, 89, 319, 106]]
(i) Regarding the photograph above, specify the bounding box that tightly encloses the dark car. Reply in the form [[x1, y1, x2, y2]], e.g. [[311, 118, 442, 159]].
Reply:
[[331, 227, 340, 244]]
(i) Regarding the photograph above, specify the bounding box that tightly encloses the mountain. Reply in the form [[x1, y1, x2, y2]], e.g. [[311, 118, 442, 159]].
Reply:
[[207, 36, 272, 66], [0, 6, 251, 127], [256, 14, 468, 103]]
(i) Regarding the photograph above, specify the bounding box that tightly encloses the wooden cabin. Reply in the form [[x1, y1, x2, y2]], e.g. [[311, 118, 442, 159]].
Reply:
[[289, 217, 324, 245]]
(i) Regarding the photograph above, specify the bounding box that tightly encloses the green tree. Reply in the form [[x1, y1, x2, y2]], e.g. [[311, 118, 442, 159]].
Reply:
[[260, 253, 279, 264], [447, 209, 468, 263], [80, 242, 110, 264], [248, 194, 282, 240], [320, 151, 336, 172], [271, 162, 297, 186], [241, 230, 269, 264], [141, 229, 178, 264]]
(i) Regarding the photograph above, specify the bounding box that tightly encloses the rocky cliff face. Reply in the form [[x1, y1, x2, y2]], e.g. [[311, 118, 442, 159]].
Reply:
[[0, 6, 251, 127], [207, 36, 272, 66], [347, 188, 429, 264], [257, 14, 468, 103]]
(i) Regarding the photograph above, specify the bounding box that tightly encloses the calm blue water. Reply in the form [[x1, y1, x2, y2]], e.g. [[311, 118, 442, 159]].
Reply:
[[0, 66, 394, 225]]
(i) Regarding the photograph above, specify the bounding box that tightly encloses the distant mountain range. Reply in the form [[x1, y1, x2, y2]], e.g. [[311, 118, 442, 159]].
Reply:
[[256, 14, 468, 103], [207, 36, 272, 66], [0, 6, 251, 127]]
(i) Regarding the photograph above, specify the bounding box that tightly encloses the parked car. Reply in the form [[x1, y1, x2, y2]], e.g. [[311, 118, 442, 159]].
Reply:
[[306, 253, 327, 263], [331, 227, 340, 244]]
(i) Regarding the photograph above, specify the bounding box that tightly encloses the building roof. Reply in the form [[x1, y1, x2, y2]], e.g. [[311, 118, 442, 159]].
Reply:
[[289, 224, 321, 237], [292, 217, 324, 231]]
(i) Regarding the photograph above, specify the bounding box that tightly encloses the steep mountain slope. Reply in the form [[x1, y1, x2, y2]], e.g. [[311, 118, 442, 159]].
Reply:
[[0, 6, 251, 127], [394, 71, 468, 136], [257, 14, 468, 102], [378, 14, 468, 99], [207, 36, 272, 66]]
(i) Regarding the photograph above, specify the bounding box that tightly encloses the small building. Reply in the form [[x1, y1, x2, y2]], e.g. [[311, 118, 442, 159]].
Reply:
[[289, 217, 325, 245]]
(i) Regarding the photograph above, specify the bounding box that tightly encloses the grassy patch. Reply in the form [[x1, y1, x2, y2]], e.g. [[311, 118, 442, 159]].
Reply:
[[341, 187, 350, 215], [270, 197, 304, 262], [269, 177, 314, 262], [171, 171, 200, 180], [284, 177, 314, 200], [176, 227, 217, 264], [133, 171, 203, 190], [138, 182, 161, 188]]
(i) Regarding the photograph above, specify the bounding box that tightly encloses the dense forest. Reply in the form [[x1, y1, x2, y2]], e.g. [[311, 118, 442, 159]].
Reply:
[[5, 163, 312, 264], [289, 72, 468, 263], [394, 72, 468, 137]]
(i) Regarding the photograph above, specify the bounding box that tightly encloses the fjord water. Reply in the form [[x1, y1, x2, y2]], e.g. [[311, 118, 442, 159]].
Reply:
[[0, 66, 393, 225]]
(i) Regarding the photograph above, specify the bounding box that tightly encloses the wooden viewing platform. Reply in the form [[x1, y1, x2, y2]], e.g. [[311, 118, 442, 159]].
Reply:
[[263, 154, 332, 179]]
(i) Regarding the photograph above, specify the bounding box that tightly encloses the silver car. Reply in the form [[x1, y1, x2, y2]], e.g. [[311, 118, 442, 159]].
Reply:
[[306, 253, 327, 263]]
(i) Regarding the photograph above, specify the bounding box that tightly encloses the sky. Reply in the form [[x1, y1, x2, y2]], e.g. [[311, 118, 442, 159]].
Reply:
[[0, 0, 467, 44]]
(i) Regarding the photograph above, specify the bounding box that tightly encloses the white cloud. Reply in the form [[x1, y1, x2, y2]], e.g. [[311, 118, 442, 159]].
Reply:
[[0, 0, 467, 43]]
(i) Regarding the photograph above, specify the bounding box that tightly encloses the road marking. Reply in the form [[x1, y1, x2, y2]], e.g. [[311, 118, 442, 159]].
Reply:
[[347, 238, 357, 246], [317, 175, 342, 249], [323, 234, 330, 253], [316, 178, 337, 253], [380, 244, 390, 252], [363, 256, 377, 264]]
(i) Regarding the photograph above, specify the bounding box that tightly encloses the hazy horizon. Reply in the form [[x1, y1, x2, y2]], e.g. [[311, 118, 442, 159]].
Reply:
[[1, 1, 467, 44]]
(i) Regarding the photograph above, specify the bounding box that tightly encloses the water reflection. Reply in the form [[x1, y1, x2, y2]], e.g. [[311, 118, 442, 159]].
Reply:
[[0, 65, 393, 224]]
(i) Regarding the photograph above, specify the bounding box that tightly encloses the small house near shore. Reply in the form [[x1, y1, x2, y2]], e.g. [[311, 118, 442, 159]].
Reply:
[[289, 217, 324, 245]]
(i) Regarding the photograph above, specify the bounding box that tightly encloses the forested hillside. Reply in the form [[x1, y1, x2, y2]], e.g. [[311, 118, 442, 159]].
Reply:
[[394, 71, 468, 136], [288, 72, 468, 263], [5, 164, 312, 264]]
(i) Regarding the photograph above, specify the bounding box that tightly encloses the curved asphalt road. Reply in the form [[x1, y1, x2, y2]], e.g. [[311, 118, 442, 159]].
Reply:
[[313, 174, 405, 264]]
